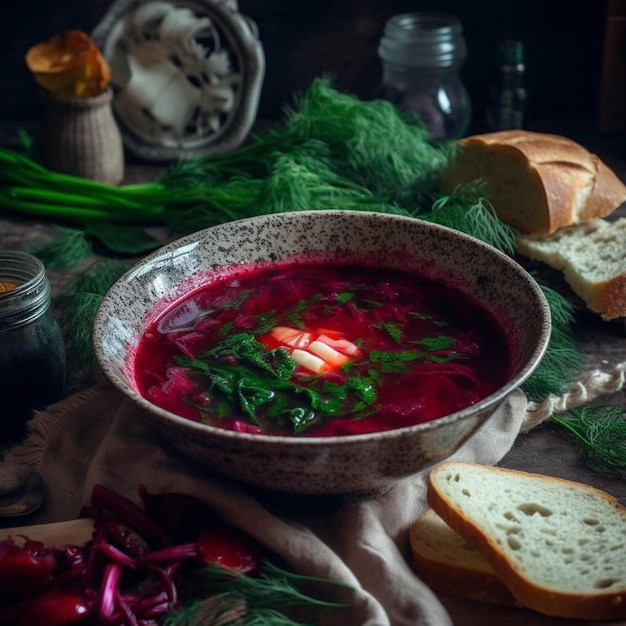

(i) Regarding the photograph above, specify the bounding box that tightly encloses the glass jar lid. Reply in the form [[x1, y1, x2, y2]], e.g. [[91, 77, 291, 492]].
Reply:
[[378, 13, 467, 69]]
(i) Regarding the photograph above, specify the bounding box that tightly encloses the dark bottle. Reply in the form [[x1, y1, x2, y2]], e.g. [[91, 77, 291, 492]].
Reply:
[[376, 13, 472, 143], [0, 251, 66, 447], [486, 39, 528, 131]]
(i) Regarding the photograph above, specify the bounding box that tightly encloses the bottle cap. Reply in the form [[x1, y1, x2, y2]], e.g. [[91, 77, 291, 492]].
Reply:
[[378, 13, 467, 68]]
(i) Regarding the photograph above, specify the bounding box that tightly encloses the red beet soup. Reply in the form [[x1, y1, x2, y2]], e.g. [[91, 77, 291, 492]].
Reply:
[[134, 261, 513, 437]]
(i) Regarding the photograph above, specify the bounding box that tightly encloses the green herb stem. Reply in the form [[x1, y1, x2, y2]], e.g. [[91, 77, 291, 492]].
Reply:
[[2, 167, 165, 206], [164, 560, 351, 626], [0, 147, 50, 173], [0, 191, 162, 223], [6, 185, 154, 212]]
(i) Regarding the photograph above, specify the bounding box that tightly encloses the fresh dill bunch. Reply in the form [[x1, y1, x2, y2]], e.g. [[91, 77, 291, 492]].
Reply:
[[161, 158, 262, 192], [164, 561, 351, 626], [283, 78, 448, 207], [521, 283, 585, 402], [163, 122, 306, 186], [418, 184, 517, 255], [29, 225, 93, 269], [256, 148, 401, 216], [167, 76, 447, 211], [552, 405, 626, 477], [160, 159, 225, 189], [163, 176, 265, 233]]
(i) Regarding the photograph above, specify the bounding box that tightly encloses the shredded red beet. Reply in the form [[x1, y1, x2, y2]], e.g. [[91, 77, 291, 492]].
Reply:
[[0, 485, 264, 625]]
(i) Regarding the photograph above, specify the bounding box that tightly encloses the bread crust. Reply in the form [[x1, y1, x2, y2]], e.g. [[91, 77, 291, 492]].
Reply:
[[409, 509, 519, 607], [441, 130, 626, 235], [584, 156, 626, 221], [427, 462, 626, 621]]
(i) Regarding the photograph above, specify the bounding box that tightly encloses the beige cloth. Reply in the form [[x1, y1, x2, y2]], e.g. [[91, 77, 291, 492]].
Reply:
[[4, 384, 530, 626]]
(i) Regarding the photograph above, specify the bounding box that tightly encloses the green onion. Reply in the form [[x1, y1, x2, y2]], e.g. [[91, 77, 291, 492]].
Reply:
[[6, 186, 153, 211]]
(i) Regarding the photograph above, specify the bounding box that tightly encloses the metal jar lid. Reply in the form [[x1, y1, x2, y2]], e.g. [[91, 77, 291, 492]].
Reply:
[[0, 251, 51, 329]]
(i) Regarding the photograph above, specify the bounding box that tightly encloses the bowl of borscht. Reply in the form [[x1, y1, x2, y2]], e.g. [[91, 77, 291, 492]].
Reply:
[[93, 210, 551, 497]]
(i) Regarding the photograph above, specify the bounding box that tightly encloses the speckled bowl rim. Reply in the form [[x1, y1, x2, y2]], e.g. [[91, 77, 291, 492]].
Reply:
[[94, 210, 551, 448]]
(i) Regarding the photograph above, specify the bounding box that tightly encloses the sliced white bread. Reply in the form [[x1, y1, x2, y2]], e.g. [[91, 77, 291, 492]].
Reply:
[[410, 508, 519, 606], [426, 462, 626, 621], [440, 130, 626, 235], [516, 217, 626, 320]]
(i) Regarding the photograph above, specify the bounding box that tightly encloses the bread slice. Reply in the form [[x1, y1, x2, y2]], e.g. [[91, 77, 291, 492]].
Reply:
[[440, 130, 626, 235], [426, 462, 626, 621], [410, 508, 519, 606], [516, 217, 626, 320]]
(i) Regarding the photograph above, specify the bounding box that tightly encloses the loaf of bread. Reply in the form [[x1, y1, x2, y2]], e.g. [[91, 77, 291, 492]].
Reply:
[[410, 508, 519, 607], [424, 462, 626, 621], [440, 130, 626, 235], [517, 217, 626, 320]]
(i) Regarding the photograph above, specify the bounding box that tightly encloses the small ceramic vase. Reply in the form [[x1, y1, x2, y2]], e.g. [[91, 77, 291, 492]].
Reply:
[[39, 87, 124, 185]]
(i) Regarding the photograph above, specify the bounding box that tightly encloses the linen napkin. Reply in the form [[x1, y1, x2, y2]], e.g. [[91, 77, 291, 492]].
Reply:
[[4, 384, 529, 625]]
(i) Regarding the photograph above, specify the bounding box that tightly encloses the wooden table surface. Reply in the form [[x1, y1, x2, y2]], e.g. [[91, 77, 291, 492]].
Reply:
[[1, 122, 625, 625]]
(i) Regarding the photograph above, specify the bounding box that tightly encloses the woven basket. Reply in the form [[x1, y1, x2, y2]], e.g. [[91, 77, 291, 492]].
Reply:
[[39, 87, 124, 185]]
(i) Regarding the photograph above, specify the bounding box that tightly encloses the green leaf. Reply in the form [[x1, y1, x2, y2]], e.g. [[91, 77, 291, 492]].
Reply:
[[417, 335, 454, 351], [85, 222, 164, 254], [175, 332, 380, 433], [336, 291, 354, 304], [373, 321, 403, 343]]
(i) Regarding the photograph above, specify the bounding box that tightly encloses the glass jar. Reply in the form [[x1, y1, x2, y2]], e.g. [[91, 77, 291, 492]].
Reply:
[[376, 12, 472, 143], [0, 251, 66, 447]]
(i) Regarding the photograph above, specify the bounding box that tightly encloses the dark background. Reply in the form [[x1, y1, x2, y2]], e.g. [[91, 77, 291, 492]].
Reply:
[[0, 0, 618, 135]]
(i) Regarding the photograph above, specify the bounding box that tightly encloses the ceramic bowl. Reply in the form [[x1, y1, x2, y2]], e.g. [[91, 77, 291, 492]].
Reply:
[[93, 211, 551, 498]]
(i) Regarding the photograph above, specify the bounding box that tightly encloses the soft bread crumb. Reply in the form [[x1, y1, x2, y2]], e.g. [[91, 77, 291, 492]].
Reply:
[[517, 218, 626, 319]]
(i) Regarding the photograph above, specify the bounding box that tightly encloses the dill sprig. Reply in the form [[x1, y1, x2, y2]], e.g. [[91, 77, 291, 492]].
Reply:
[[418, 182, 517, 254], [59, 259, 131, 385], [163, 560, 351, 626], [29, 225, 93, 269], [552, 405, 626, 477], [521, 282, 585, 402], [256, 148, 400, 216]]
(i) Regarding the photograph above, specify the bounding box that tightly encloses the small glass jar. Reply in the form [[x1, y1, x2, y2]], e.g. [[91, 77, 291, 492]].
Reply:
[[486, 38, 528, 131], [0, 251, 66, 446], [376, 12, 472, 143]]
